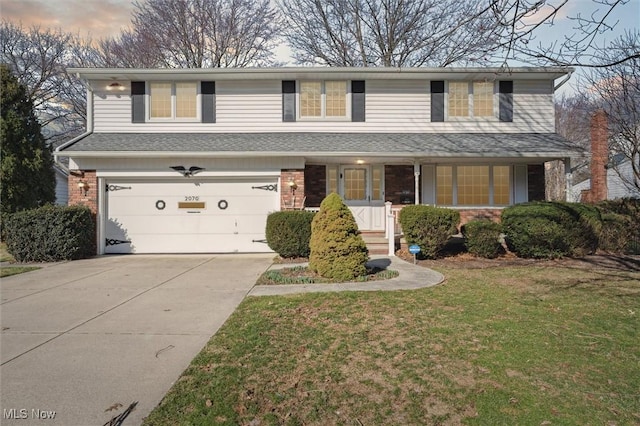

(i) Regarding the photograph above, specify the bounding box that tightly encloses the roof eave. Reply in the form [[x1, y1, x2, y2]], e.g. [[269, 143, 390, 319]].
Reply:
[[66, 66, 574, 82], [57, 150, 579, 159]]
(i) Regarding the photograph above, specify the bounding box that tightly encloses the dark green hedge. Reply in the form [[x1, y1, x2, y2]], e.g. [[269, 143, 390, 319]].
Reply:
[[501, 202, 600, 259], [597, 198, 640, 254], [4, 205, 95, 262], [462, 220, 504, 259], [266, 210, 315, 258], [399, 205, 460, 259]]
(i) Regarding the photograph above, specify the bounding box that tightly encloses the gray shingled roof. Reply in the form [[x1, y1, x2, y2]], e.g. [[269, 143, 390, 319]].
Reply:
[[59, 132, 582, 158]]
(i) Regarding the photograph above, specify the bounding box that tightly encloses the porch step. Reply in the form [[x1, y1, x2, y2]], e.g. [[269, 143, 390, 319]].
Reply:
[[360, 231, 401, 255]]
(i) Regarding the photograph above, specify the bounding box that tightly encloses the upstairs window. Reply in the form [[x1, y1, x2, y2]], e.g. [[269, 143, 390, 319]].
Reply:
[[149, 82, 198, 120], [447, 81, 495, 119], [299, 80, 348, 119]]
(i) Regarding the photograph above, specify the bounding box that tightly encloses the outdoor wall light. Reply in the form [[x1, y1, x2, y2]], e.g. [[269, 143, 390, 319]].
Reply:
[[288, 179, 298, 193], [107, 81, 125, 91], [78, 180, 89, 195]]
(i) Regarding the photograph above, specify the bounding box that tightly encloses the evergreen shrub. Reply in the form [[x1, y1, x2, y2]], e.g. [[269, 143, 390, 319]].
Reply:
[[265, 210, 315, 258], [4, 205, 94, 262], [309, 193, 368, 280], [398, 205, 460, 259], [501, 202, 600, 259], [462, 220, 504, 259]]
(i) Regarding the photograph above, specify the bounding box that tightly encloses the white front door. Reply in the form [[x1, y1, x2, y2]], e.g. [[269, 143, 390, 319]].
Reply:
[[340, 165, 385, 231]]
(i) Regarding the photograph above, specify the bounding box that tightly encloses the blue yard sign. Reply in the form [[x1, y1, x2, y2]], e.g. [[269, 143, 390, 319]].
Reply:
[[408, 244, 420, 264]]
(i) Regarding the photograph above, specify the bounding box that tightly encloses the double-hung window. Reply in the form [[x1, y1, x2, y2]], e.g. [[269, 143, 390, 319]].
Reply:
[[149, 82, 198, 120], [299, 81, 348, 119], [447, 81, 495, 119]]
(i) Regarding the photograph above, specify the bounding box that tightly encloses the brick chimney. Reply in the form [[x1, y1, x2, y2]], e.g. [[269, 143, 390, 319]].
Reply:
[[581, 109, 608, 203]]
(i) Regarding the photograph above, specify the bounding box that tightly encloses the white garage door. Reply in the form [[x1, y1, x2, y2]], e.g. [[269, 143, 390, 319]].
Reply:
[[104, 178, 279, 254]]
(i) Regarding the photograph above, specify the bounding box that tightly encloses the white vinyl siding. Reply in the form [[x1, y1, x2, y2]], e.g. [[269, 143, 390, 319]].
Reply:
[[91, 79, 554, 133]]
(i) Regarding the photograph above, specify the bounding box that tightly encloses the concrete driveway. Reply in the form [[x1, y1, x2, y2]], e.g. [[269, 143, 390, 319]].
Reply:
[[0, 254, 273, 426]]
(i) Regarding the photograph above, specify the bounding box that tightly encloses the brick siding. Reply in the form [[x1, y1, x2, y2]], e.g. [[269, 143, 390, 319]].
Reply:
[[68, 170, 98, 214], [280, 169, 305, 209]]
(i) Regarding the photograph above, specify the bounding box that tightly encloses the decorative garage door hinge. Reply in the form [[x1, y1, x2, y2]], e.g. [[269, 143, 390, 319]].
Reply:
[[106, 184, 132, 192], [251, 183, 278, 192], [252, 239, 268, 244], [106, 238, 131, 246]]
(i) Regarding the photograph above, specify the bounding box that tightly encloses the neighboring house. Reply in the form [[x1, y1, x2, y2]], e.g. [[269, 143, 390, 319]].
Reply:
[[570, 155, 640, 201], [53, 163, 69, 205], [55, 67, 579, 254]]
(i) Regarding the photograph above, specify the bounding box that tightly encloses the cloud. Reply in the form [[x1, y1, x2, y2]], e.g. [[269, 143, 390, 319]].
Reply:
[[520, 1, 573, 27], [1, 0, 135, 39]]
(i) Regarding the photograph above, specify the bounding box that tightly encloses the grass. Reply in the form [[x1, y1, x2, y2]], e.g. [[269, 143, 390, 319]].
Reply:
[[1, 242, 15, 262], [0, 243, 40, 277], [144, 262, 640, 425], [257, 265, 399, 285], [0, 266, 40, 277]]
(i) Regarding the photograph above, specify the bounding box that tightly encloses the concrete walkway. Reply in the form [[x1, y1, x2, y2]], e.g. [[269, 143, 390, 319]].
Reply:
[[248, 255, 444, 296], [0, 254, 272, 426]]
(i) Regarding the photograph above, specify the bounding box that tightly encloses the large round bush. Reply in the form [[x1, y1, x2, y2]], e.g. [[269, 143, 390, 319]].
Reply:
[[501, 202, 600, 259]]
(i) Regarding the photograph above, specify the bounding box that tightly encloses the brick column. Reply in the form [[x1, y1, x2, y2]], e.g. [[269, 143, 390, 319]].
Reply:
[[68, 170, 98, 214], [280, 169, 305, 210]]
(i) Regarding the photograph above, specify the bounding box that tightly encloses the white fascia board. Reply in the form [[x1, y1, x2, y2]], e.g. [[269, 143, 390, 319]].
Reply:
[[63, 150, 576, 160], [97, 171, 282, 178], [67, 66, 573, 82]]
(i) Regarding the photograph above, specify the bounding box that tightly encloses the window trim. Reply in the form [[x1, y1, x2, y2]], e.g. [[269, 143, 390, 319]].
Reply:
[[444, 81, 498, 122], [297, 80, 352, 121], [147, 81, 201, 122], [434, 164, 513, 207]]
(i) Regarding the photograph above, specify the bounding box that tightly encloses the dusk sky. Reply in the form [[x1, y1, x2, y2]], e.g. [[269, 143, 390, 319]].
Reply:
[[1, 0, 638, 68]]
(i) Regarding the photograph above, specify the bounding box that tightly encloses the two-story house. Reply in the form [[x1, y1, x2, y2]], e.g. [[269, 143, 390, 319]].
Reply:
[[55, 67, 579, 254]]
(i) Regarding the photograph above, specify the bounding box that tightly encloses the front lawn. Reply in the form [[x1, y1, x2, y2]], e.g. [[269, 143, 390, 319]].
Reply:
[[144, 259, 640, 425]]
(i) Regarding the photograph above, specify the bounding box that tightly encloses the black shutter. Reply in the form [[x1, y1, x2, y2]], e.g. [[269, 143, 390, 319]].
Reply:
[[282, 80, 296, 122], [131, 81, 146, 123], [351, 80, 365, 122], [201, 81, 216, 123], [499, 81, 513, 122], [430, 81, 445, 122]]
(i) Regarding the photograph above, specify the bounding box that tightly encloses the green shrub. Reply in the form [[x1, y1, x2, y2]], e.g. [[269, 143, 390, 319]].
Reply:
[[4, 205, 95, 262], [398, 205, 460, 259], [265, 210, 315, 258], [597, 198, 640, 254], [309, 193, 368, 280], [501, 202, 600, 259], [462, 220, 504, 259], [598, 213, 629, 254]]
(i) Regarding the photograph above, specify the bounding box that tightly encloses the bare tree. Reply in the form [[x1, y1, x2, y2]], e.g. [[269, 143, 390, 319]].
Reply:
[[278, 0, 503, 67], [279, 0, 638, 68], [0, 21, 100, 145], [546, 94, 594, 200], [581, 31, 640, 192], [489, 0, 639, 68], [100, 0, 282, 68]]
